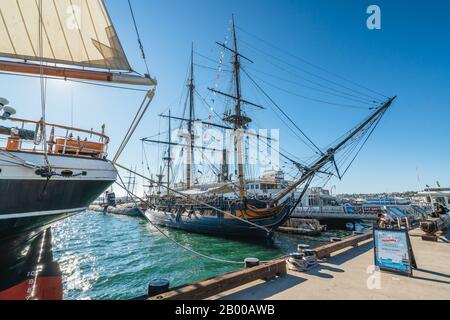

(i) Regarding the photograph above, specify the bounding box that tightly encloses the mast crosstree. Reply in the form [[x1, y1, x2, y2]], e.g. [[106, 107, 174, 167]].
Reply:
[[209, 15, 263, 200]]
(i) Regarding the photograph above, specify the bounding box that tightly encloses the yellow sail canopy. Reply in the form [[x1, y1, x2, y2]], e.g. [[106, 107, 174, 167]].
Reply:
[[0, 0, 131, 71]]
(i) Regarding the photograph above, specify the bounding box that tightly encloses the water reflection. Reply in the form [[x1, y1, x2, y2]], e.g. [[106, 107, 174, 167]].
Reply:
[[50, 211, 356, 300], [0, 228, 62, 300]]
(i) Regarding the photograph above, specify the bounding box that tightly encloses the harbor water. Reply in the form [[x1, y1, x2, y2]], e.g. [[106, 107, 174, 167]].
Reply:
[[52, 211, 355, 300]]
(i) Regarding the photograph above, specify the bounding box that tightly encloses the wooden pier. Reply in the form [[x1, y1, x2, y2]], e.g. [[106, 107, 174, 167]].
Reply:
[[215, 228, 450, 300], [147, 260, 287, 300], [142, 228, 450, 300]]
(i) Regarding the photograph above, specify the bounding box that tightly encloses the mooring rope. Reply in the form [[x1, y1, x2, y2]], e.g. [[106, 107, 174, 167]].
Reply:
[[115, 172, 244, 265]]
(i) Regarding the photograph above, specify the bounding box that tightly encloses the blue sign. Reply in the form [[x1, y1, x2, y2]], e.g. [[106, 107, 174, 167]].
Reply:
[[373, 228, 415, 276]]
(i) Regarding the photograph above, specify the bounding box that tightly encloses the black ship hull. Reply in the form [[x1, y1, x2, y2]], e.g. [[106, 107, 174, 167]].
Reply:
[[0, 152, 117, 242], [0, 151, 116, 299], [0, 228, 62, 300], [0, 178, 114, 241]]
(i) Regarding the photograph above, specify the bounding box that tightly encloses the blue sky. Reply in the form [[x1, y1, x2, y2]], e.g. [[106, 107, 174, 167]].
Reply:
[[1, 0, 449, 194]]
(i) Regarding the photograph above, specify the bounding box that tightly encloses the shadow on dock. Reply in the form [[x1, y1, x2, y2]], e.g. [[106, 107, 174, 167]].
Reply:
[[324, 241, 373, 266], [307, 264, 344, 279]]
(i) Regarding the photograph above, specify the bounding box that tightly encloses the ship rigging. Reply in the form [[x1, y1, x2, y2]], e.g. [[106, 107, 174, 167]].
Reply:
[[139, 16, 396, 239]]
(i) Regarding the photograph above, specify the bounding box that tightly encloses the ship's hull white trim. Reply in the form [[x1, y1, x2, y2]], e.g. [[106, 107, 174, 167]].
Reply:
[[0, 207, 87, 220]]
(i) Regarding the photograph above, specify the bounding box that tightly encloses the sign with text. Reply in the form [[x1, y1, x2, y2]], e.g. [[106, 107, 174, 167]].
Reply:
[[373, 228, 416, 276]]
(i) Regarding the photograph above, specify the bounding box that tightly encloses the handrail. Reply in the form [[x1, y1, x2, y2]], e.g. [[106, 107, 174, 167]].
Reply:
[[5, 117, 109, 142], [1, 117, 109, 159]]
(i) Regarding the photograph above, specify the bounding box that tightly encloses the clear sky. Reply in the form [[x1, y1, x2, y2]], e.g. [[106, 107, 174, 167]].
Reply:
[[1, 0, 449, 194]]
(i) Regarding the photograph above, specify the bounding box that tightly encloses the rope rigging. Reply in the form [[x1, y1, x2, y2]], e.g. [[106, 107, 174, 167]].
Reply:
[[245, 66, 380, 106], [337, 114, 384, 178], [194, 48, 382, 109], [113, 90, 155, 163], [116, 170, 290, 265], [241, 67, 323, 155], [136, 20, 393, 223], [115, 173, 244, 265], [127, 0, 151, 76], [193, 77, 315, 179], [236, 28, 388, 102], [37, 0, 50, 168], [236, 25, 389, 100], [114, 163, 271, 234], [249, 72, 375, 110]]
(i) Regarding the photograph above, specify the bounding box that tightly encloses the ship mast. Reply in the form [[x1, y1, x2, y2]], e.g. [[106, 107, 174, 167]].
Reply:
[[208, 16, 265, 200], [231, 16, 246, 200], [163, 110, 173, 196], [186, 43, 195, 190], [156, 167, 164, 195]]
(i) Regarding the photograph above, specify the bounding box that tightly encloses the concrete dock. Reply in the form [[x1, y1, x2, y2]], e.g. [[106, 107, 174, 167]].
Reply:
[[213, 229, 450, 300]]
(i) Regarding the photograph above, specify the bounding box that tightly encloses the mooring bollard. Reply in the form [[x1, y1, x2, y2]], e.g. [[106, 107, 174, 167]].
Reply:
[[148, 279, 170, 297], [244, 257, 260, 268]]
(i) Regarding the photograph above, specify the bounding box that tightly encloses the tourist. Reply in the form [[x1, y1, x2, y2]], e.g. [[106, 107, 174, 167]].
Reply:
[[436, 204, 449, 216]]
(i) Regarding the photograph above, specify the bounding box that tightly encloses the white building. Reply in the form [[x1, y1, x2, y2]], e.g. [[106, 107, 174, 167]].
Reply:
[[417, 187, 450, 207]]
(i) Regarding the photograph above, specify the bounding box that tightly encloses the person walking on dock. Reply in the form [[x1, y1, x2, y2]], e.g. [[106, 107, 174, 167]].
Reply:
[[377, 212, 394, 228]]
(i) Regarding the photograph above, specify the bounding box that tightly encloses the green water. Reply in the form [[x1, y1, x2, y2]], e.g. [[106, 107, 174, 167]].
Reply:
[[52, 211, 352, 300]]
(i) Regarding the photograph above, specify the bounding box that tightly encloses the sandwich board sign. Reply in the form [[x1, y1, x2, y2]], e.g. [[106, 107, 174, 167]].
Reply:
[[373, 228, 417, 276]]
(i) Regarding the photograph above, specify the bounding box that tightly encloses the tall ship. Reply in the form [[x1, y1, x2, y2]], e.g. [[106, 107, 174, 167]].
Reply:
[[0, 0, 155, 299], [143, 17, 396, 239]]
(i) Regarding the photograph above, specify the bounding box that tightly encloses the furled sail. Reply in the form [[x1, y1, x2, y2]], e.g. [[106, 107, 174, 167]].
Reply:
[[0, 0, 131, 71]]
